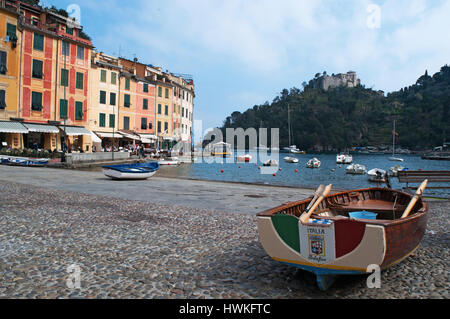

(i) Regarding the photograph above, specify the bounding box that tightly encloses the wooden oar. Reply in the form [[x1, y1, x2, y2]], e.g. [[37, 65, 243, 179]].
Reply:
[[401, 179, 428, 219], [300, 184, 332, 224], [305, 184, 325, 212]]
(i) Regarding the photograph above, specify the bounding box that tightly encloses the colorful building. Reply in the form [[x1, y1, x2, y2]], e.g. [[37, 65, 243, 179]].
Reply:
[[0, 0, 22, 149]]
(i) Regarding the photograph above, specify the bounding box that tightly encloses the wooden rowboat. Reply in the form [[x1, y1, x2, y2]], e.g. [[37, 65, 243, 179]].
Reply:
[[257, 187, 428, 290]]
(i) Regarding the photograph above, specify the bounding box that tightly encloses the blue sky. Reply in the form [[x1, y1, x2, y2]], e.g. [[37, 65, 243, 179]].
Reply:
[[44, 0, 450, 135]]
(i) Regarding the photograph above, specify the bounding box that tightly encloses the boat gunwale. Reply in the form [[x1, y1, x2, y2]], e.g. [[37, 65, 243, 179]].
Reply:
[[256, 187, 428, 226]]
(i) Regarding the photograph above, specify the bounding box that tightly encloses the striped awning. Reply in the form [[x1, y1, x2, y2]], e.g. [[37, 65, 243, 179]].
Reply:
[[60, 126, 91, 136], [0, 121, 28, 134], [118, 131, 141, 140], [95, 131, 122, 139], [23, 123, 59, 133]]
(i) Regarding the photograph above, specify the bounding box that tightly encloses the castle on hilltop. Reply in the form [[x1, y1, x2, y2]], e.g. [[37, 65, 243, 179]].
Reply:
[[309, 71, 361, 91]]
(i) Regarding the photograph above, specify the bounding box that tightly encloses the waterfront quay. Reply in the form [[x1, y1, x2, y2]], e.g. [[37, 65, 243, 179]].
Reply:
[[0, 166, 448, 298]]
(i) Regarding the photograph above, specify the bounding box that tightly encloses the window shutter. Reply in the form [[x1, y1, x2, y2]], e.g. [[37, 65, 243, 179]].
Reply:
[[75, 101, 83, 120], [61, 69, 69, 87], [143, 83, 148, 93], [76, 72, 84, 89], [32, 60, 43, 78], [109, 114, 115, 128], [110, 93, 116, 105], [0, 90, 6, 109], [0, 51, 7, 75], [124, 94, 130, 107], [143, 99, 148, 110], [59, 99, 68, 118], [100, 91, 106, 104], [100, 70, 106, 82], [99, 113, 105, 127], [33, 33, 44, 51]]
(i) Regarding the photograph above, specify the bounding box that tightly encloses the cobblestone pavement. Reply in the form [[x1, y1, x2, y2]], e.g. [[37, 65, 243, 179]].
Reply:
[[0, 179, 448, 299]]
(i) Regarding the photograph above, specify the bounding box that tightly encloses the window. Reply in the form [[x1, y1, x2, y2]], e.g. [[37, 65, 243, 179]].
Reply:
[[165, 105, 168, 115], [141, 117, 147, 130], [59, 99, 68, 118], [111, 72, 117, 85], [33, 33, 44, 51], [6, 23, 16, 41], [143, 83, 148, 93], [100, 70, 106, 83], [125, 78, 130, 90], [99, 113, 106, 127], [165, 88, 169, 98], [62, 41, 70, 56], [124, 94, 130, 107], [143, 98, 148, 110], [157, 104, 161, 114], [75, 101, 83, 120], [77, 45, 84, 60], [182, 107, 184, 117], [60, 69, 69, 87], [99, 91, 106, 104], [148, 121, 153, 130], [158, 87, 162, 97], [66, 26, 73, 35], [0, 51, 7, 75], [0, 90, 5, 109], [110, 93, 116, 106], [123, 116, 130, 130], [32, 60, 43, 79], [164, 122, 168, 132], [109, 114, 115, 128], [157, 121, 161, 133], [76, 72, 84, 90]]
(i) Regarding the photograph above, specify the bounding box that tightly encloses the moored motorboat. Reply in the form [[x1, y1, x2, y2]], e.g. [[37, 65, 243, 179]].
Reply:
[[389, 165, 405, 177], [346, 164, 367, 175], [284, 156, 299, 163], [263, 159, 279, 167], [103, 161, 160, 180], [306, 158, 321, 168], [368, 168, 387, 182], [237, 154, 252, 163], [257, 185, 429, 290], [336, 154, 353, 164]]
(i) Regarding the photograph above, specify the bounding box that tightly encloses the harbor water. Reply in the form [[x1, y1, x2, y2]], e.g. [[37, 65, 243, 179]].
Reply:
[[158, 151, 450, 197]]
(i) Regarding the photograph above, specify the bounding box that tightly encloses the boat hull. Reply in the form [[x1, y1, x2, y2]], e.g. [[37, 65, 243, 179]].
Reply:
[[103, 168, 157, 180], [102, 162, 160, 180], [256, 188, 428, 290]]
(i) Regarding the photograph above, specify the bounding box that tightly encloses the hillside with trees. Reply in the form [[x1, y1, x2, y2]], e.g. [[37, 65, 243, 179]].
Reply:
[[220, 65, 450, 151]]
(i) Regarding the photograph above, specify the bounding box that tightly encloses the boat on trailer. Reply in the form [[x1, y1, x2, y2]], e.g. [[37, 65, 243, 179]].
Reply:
[[257, 184, 428, 290], [102, 162, 160, 180]]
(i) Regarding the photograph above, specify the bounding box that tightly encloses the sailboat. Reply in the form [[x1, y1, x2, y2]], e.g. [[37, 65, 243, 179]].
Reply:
[[389, 120, 404, 162], [283, 104, 305, 154]]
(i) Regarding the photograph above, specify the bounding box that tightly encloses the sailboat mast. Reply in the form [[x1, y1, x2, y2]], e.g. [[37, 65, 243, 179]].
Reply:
[[392, 120, 396, 156], [288, 104, 291, 147]]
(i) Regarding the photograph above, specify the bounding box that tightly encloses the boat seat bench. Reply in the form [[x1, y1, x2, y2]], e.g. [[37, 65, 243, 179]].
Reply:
[[397, 171, 450, 191]]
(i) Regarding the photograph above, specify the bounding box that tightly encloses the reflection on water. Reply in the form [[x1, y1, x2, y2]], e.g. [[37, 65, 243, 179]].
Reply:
[[157, 151, 450, 197]]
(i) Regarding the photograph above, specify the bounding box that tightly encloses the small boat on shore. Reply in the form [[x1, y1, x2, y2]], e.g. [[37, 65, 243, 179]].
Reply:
[[0, 156, 49, 167], [346, 164, 367, 175], [306, 158, 321, 168], [103, 161, 160, 180], [158, 157, 181, 166], [284, 156, 299, 164], [257, 182, 429, 290]]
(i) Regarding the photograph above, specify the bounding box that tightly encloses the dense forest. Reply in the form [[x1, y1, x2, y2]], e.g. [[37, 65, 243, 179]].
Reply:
[[219, 65, 450, 151]]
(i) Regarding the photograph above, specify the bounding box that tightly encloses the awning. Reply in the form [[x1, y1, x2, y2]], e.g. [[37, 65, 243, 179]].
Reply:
[[95, 132, 122, 139], [23, 123, 59, 133], [141, 138, 152, 143], [0, 121, 28, 134], [163, 136, 177, 141], [60, 126, 91, 136], [139, 134, 157, 140], [118, 131, 141, 140], [91, 132, 102, 143]]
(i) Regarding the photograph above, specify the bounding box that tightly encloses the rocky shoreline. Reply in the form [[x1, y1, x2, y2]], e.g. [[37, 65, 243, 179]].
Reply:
[[0, 181, 448, 299]]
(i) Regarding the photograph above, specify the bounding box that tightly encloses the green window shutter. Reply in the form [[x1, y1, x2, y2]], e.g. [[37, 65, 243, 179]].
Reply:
[[143, 83, 148, 93], [165, 105, 168, 115], [60, 69, 68, 87], [125, 78, 130, 90], [6, 23, 16, 40], [158, 87, 162, 97], [77, 45, 84, 60], [75, 101, 83, 120], [124, 94, 130, 107], [143, 99, 148, 110], [111, 72, 117, 84], [31, 92, 42, 111], [124, 117, 130, 130], [59, 99, 68, 118], [165, 88, 169, 98], [158, 104, 161, 114], [99, 91, 106, 104], [99, 113, 105, 127], [164, 122, 168, 132], [76, 72, 84, 89], [62, 41, 70, 56], [66, 27, 73, 35], [32, 59, 43, 79], [110, 93, 116, 106], [157, 121, 161, 133], [141, 118, 147, 130], [109, 114, 115, 128], [33, 33, 44, 51], [100, 70, 106, 82]]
